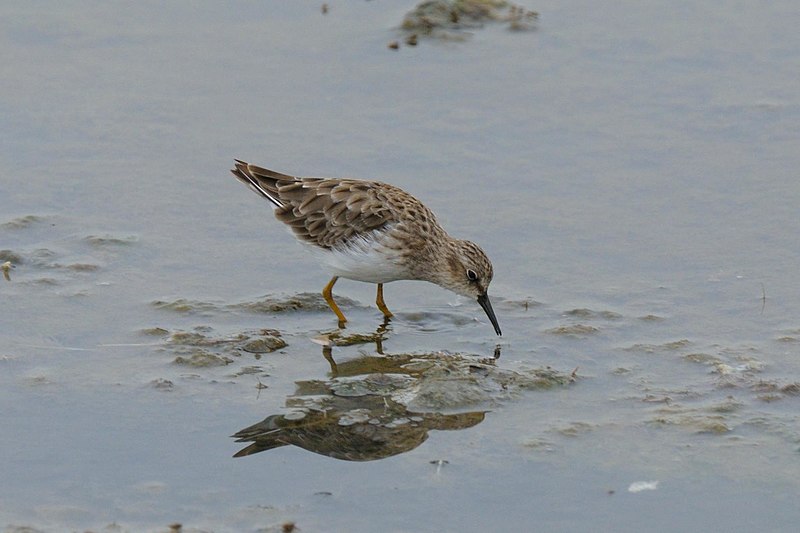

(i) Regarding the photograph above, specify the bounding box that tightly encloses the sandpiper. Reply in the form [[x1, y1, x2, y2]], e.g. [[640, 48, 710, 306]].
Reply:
[[231, 160, 501, 335]]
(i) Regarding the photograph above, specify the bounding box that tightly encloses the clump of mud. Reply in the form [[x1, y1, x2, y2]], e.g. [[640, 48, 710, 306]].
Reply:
[[151, 293, 360, 316], [399, 0, 538, 43], [0, 214, 138, 286], [145, 326, 288, 367]]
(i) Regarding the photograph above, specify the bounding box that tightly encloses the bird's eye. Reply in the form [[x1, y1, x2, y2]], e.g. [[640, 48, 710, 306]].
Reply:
[[466, 269, 478, 282]]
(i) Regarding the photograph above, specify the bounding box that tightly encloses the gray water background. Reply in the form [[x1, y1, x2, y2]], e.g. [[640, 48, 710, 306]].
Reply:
[[2, 2, 800, 531]]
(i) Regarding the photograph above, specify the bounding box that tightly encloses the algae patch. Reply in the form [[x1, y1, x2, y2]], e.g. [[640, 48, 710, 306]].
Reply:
[[395, 0, 538, 47], [83, 234, 139, 247], [545, 324, 600, 337], [402, 0, 538, 36], [0, 214, 46, 229], [148, 326, 288, 367], [152, 293, 359, 316]]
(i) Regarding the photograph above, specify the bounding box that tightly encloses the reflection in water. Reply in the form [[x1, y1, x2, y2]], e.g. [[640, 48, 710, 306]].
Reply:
[[233, 344, 487, 461], [233, 391, 485, 461], [316, 317, 393, 367], [233, 330, 572, 461]]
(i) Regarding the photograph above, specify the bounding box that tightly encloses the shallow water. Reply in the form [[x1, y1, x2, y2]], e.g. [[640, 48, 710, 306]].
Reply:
[[2, 2, 800, 531]]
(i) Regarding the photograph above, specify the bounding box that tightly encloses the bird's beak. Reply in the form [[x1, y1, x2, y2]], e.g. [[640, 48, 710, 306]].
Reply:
[[477, 292, 502, 336]]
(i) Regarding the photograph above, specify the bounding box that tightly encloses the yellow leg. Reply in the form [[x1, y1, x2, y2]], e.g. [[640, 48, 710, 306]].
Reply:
[[322, 276, 347, 324], [375, 283, 393, 318]]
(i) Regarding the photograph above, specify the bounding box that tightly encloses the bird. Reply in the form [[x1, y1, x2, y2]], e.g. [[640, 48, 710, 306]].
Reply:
[[230, 160, 501, 335]]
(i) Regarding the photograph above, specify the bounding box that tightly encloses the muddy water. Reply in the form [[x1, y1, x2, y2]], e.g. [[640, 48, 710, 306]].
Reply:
[[2, 2, 800, 531]]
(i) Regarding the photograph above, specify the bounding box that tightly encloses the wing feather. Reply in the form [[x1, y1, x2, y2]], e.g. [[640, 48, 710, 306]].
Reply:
[[231, 160, 398, 249]]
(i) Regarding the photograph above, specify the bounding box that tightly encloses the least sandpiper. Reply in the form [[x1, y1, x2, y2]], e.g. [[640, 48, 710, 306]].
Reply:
[[231, 160, 501, 335]]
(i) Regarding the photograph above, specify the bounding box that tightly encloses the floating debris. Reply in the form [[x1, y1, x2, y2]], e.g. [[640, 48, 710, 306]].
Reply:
[[639, 314, 665, 321], [83, 234, 139, 247], [173, 349, 233, 367], [0, 250, 23, 264], [83, 235, 139, 248], [706, 397, 744, 413], [149, 378, 174, 390], [0, 214, 45, 229], [649, 412, 731, 435], [503, 297, 541, 311], [3, 250, 102, 282], [234, 365, 266, 377], [66, 263, 100, 272], [1, 261, 13, 281], [0, 241, 117, 287], [554, 421, 594, 438], [242, 336, 288, 354], [400, 0, 538, 41], [624, 339, 692, 354], [752, 380, 800, 402], [430, 459, 449, 474], [167, 330, 248, 347], [233, 292, 358, 314], [155, 326, 287, 369], [628, 480, 659, 493], [545, 324, 600, 336], [140, 327, 170, 336], [564, 308, 622, 320], [151, 298, 221, 314], [683, 352, 723, 365], [521, 437, 555, 452]]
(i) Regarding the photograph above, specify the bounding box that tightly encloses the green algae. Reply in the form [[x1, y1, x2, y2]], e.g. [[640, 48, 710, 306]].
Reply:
[[401, 0, 539, 39]]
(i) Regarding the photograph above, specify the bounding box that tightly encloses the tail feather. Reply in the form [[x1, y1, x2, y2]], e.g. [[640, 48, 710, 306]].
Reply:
[[230, 160, 294, 208]]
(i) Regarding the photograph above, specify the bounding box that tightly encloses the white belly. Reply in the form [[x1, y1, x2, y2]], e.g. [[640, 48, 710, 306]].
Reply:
[[309, 230, 410, 284]]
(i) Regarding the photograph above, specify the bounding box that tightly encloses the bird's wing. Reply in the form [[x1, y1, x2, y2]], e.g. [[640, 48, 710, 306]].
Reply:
[[231, 161, 395, 248]]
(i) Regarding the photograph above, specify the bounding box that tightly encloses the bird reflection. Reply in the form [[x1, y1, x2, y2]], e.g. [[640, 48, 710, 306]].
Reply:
[[232, 322, 502, 461], [232, 393, 484, 461], [229, 314, 536, 462], [319, 317, 392, 374]]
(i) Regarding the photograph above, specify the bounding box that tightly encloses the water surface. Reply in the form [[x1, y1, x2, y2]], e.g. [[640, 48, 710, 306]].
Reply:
[[2, 2, 800, 531]]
